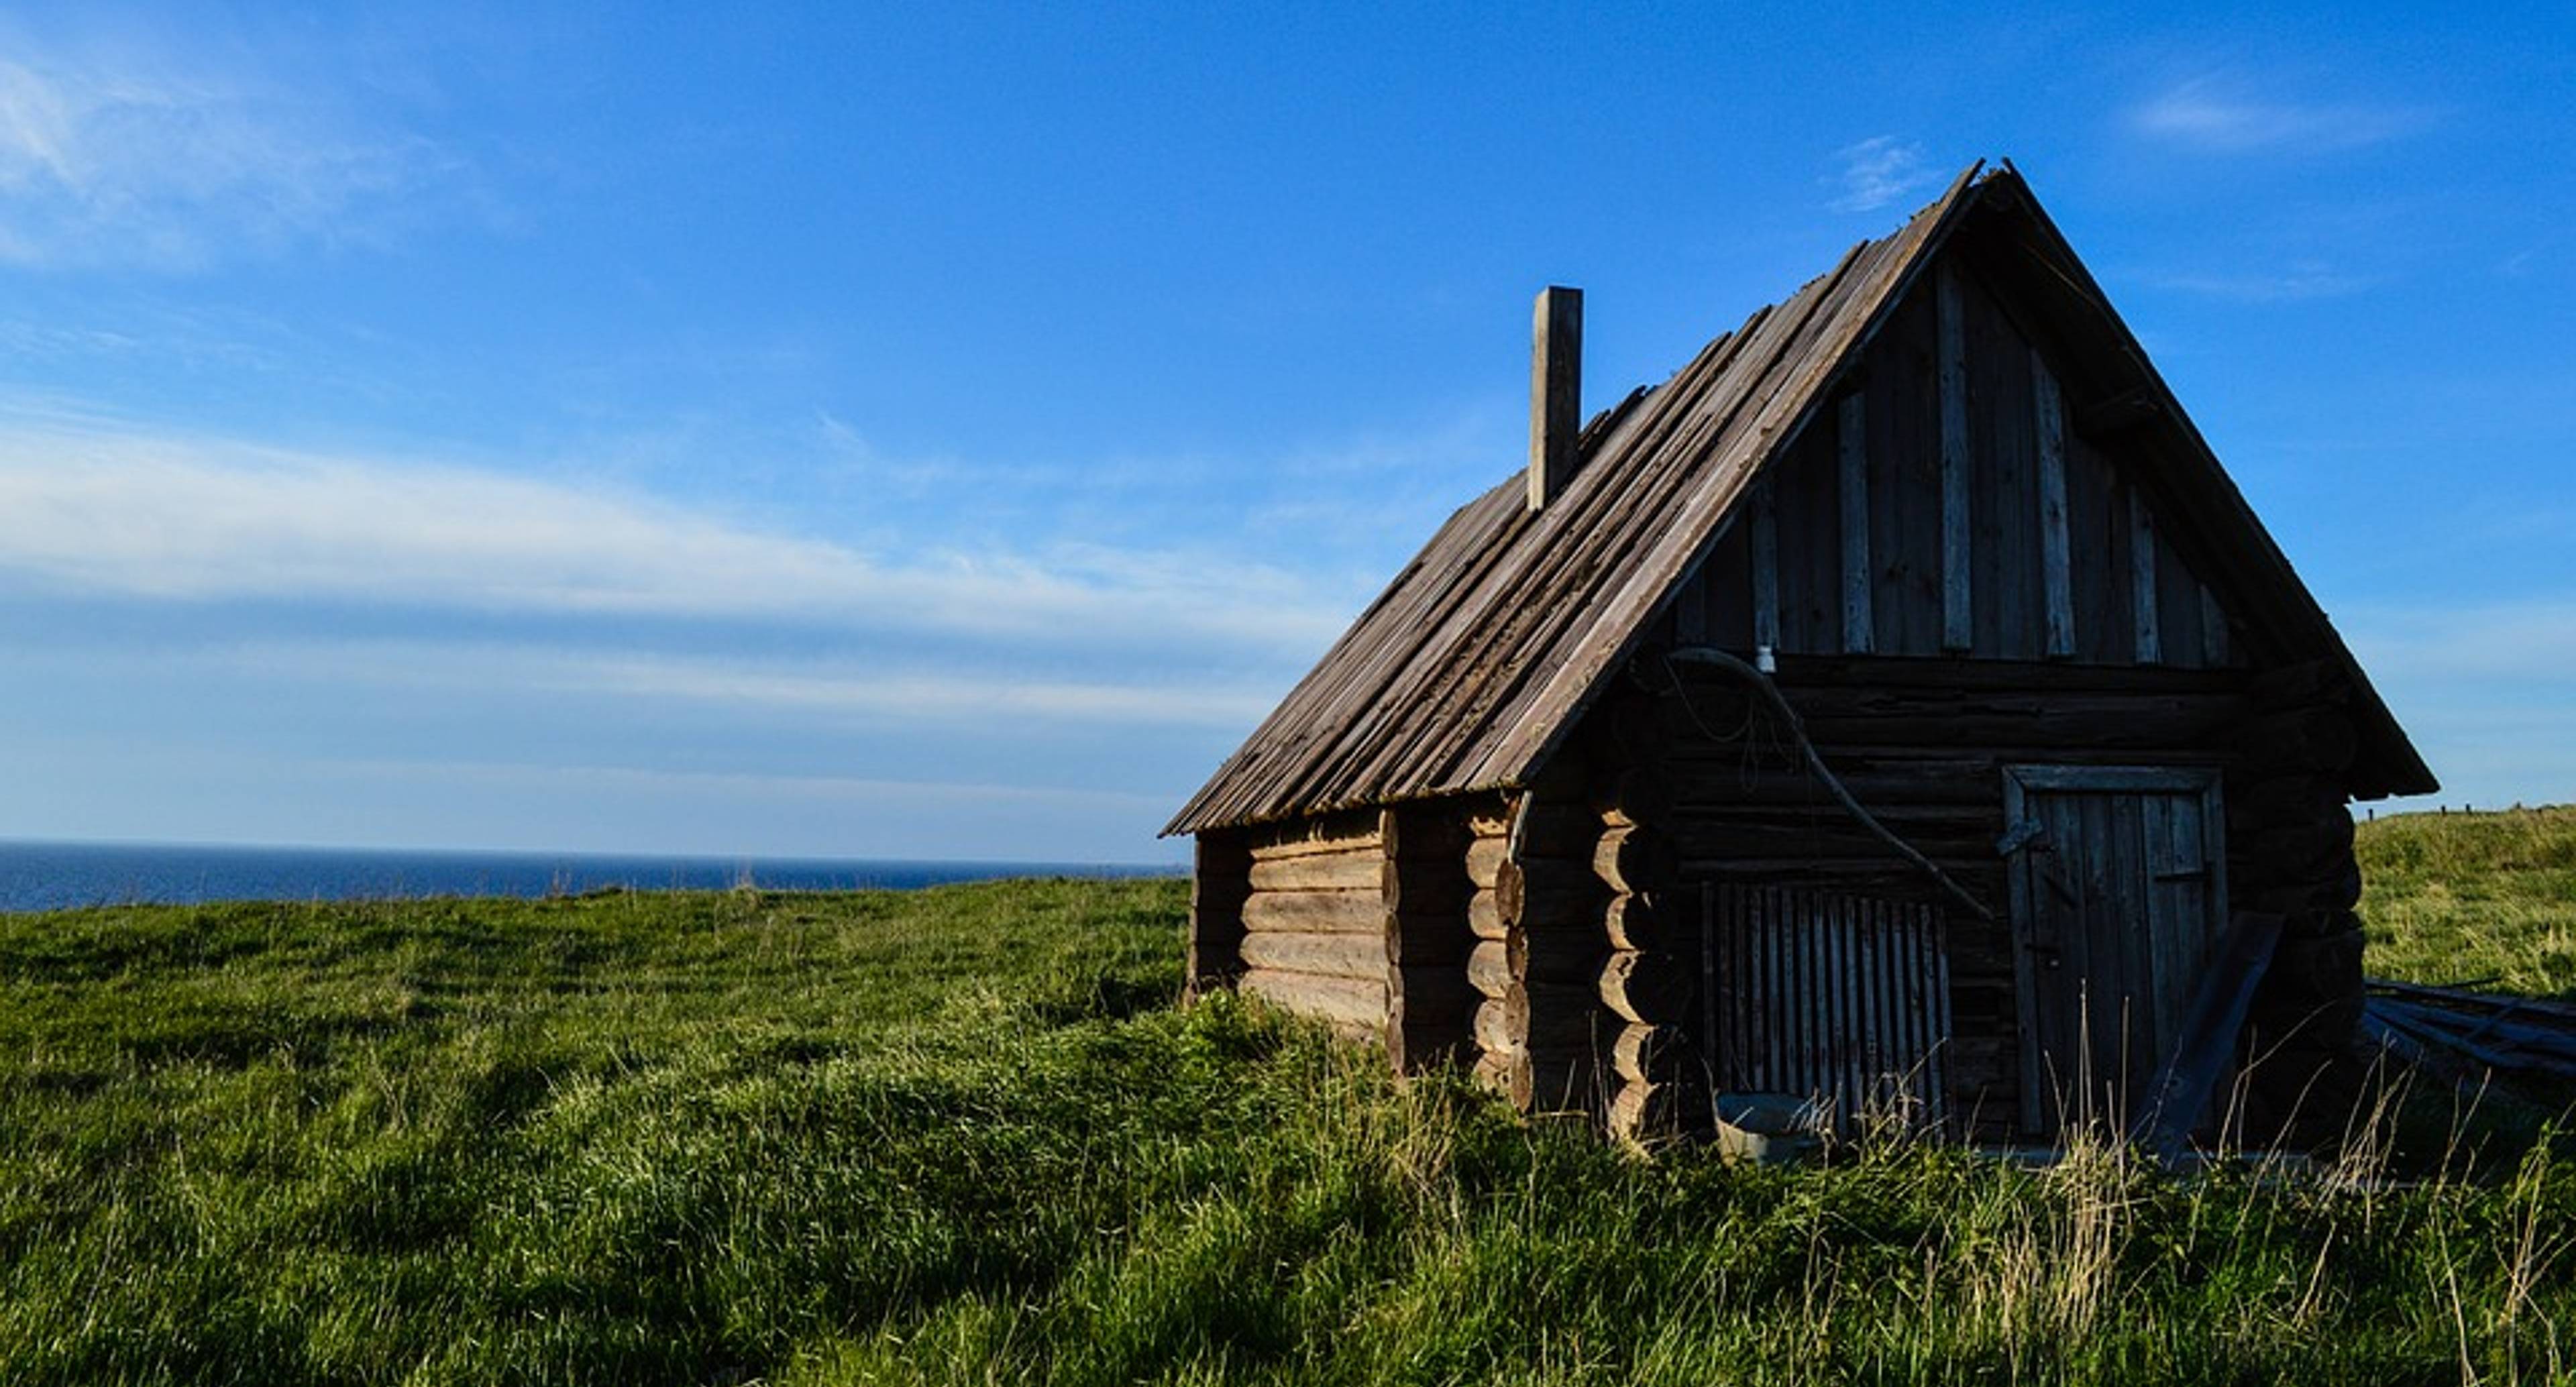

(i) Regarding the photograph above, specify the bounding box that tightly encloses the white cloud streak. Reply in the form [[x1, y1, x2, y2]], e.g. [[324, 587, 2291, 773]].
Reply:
[[1827, 137, 1937, 214], [2147, 262, 2373, 302], [0, 35, 451, 268], [0, 421, 1347, 658], [2341, 600, 2576, 808], [227, 639, 1283, 730], [320, 757, 1177, 816], [2129, 76, 2427, 156], [2342, 601, 2576, 687]]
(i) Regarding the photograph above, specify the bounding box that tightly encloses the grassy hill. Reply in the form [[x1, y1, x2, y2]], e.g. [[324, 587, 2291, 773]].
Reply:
[[3, 816, 2573, 1384], [2361, 806, 2576, 998]]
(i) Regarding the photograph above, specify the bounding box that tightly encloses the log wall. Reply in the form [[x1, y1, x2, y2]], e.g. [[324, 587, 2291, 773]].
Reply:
[[1603, 649, 2373, 1142], [1385, 803, 1476, 1070], [1452, 753, 1698, 1135], [1233, 810, 1390, 1046], [2229, 661, 2373, 1145], [1627, 655, 2253, 1139], [1187, 834, 1251, 1000], [1201, 803, 1483, 1071], [1462, 793, 1536, 1104], [1193, 650, 2369, 1144]]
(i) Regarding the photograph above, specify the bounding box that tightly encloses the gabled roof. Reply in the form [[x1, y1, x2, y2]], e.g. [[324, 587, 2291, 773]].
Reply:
[[1167, 165, 2433, 836]]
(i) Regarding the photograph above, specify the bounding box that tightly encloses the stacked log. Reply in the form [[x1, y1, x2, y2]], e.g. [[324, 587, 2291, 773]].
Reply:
[[1465, 787, 1615, 1113], [1187, 834, 1252, 1001], [1383, 805, 1475, 1072], [2226, 659, 2369, 1143], [1464, 796, 1536, 1105], [1587, 702, 1689, 1142], [1460, 702, 1694, 1134], [1234, 817, 1391, 1046]]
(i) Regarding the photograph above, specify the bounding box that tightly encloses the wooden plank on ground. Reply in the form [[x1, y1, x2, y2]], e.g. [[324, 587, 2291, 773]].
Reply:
[[2131, 912, 2284, 1160]]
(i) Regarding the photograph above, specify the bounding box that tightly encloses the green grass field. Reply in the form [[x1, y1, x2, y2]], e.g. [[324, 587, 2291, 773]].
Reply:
[[4, 816, 2574, 1384], [2361, 806, 2576, 999]]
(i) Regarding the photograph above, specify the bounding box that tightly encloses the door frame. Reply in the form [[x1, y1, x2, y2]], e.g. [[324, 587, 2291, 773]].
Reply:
[[2000, 764, 2227, 1135]]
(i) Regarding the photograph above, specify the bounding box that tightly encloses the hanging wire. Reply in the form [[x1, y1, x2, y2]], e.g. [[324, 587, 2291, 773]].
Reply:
[[1648, 646, 1996, 923]]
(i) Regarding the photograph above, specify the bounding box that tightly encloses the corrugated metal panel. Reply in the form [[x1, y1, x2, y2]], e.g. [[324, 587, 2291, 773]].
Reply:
[[1708, 884, 1951, 1133]]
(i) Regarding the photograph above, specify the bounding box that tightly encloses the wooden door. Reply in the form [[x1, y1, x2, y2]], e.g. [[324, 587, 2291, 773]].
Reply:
[[2002, 767, 2226, 1135]]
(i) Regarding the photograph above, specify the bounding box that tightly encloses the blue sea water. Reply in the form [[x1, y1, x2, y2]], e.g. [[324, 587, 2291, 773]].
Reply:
[[0, 840, 1177, 913]]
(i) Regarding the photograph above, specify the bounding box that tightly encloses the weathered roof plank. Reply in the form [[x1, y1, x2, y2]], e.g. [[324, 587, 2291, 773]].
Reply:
[[1166, 164, 2433, 836]]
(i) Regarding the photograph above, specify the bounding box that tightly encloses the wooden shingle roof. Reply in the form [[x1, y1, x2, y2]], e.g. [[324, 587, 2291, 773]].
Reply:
[[1167, 165, 2432, 836]]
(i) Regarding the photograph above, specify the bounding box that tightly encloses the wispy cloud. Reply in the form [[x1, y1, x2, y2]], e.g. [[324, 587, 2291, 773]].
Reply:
[[2343, 601, 2576, 687], [0, 32, 456, 269], [2147, 260, 2374, 302], [227, 639, 1284, 730], [0, 419, 1347, 658], [1827, 137, 1937, 214], [2129, 75, 2428, 156], [321, 757, 1182, 816], [2341, 600, 2576, 809]]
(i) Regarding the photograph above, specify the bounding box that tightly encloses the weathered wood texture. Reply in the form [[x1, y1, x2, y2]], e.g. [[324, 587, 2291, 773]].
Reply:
[[1464, 785, 1647, 1118], [1169, 167, 2431, 842], [1637, 655, 2255, 1138], [1240, 891, 1380, 934], [1187, 834, 1251, 1000], [1653, 257, 2235, 671], [1238, 930, 1383, 979], [1181, 170, 2430, 1151], [1242, 808, 1383, 856], [1171, 167, 1992, 837], [1529, 286, 1584, 510], [2226, 663, 2375, 1144], [2001, 767, 2227, 1134], [1241, 969, 1384, 1040], [1708, 885, 1951, 1133], [1223, 801, 1494, 1074], [1248, 849, 1380, 892], [1543, 689, 1695, 1141]]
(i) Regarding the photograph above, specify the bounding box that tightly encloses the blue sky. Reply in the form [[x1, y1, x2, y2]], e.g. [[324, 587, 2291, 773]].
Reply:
[[0, 3, 2568, 863]]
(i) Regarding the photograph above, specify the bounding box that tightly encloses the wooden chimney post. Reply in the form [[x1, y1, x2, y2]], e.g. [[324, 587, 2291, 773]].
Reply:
[[1527, 286, 1583, 511]]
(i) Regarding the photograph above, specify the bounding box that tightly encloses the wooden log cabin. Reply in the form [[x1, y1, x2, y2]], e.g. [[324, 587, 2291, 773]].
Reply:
[[1167, 164, 2435, 1148]]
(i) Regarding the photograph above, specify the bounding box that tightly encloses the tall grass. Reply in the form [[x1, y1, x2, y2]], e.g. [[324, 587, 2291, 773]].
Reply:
[[2359, 806, 2576, 997], [1, 842, 2572, 1383]]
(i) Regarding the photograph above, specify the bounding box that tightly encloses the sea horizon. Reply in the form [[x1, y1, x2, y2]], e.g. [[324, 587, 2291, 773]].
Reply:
[[0, 836, 1180, 913]]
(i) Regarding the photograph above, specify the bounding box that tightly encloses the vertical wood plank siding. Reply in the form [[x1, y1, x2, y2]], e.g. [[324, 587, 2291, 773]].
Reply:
[[2129, 487, 2163, 664], [1937, 262, 1974, 652], [1750, 478, 1780, 653], [2033, 351, 2074, 659], [1646, 258, 2239, 673], [1837, 393, 1874, 654]]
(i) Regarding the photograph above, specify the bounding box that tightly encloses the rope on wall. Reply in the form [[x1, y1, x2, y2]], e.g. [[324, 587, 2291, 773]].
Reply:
[[1652, 645, 1996, 923]]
